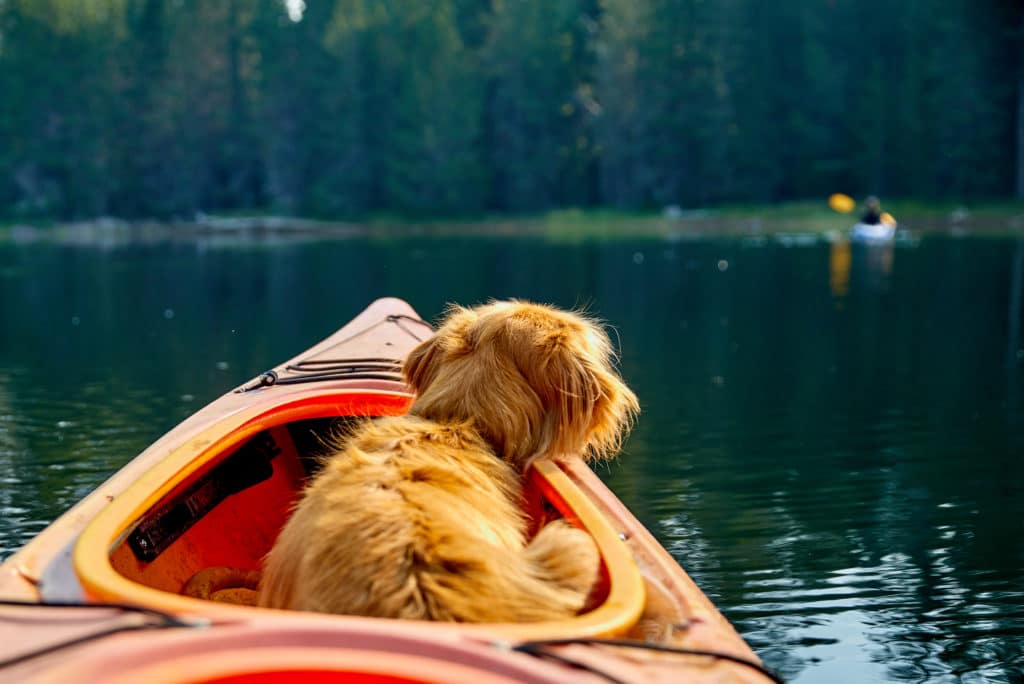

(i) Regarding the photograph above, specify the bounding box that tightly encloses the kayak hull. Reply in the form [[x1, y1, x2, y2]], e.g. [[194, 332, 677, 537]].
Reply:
[[850, 222, 895, 242], [0, 298, 773, 683]]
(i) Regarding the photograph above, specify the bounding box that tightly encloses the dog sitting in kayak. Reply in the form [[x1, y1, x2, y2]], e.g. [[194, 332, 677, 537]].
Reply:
[[254, 300, 638, 621]]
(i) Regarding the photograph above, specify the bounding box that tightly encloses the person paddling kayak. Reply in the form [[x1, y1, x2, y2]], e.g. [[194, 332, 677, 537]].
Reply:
[[860, 195, 883, 225], [850, 195, 897, 242]]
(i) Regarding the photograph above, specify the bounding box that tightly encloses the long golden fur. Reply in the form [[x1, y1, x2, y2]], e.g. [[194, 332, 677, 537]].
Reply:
[[257, 300, 639, 622]]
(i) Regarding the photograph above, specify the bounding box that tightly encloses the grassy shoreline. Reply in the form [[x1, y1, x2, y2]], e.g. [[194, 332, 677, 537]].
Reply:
[[3, 199, 1024, 244]]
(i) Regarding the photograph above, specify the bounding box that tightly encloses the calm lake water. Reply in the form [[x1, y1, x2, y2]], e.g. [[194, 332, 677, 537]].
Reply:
[[1, 231, 1023, 682]]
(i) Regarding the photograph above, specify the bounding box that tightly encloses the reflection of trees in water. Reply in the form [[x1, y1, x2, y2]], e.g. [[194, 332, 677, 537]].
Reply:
[[1007, 241, 1023, 437], [0, 371, 26, 558]]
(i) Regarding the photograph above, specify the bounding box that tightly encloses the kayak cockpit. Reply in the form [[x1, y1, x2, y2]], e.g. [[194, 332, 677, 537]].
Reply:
[[74, 388, 645, 639]]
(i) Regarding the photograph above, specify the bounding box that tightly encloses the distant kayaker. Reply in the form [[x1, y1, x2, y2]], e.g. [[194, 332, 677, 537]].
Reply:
[[860, 196, 882, 225]]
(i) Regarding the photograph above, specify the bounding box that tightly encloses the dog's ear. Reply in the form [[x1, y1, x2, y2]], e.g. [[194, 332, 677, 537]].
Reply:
[[578, 350, 640, 462], [527, 318, 639, 464], [404, 305, 478, 393], [403, 335, 443, 393]]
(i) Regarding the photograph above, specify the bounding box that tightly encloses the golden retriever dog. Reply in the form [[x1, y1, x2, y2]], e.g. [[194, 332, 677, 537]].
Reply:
[[257, 300, 639, 622]]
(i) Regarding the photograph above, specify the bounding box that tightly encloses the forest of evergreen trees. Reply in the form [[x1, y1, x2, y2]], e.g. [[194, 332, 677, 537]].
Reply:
[[0, 0, 1021, 221]]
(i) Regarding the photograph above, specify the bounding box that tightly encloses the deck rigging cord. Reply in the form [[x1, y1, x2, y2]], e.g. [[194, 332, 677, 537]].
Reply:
[[0, 605, 785, 681], [507, 646, 629, 684], [236, 314, 432, 392], [0, 599, 207, 670], [509, 637, 785, 683]]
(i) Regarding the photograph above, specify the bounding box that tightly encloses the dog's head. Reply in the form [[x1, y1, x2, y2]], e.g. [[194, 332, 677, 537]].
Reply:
[[404, 300, 639, 469]]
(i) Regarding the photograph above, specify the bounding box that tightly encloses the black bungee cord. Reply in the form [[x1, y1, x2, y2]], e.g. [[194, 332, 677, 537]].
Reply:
[[0, 598, 206, 670], [235, 313, 432, 393], [507, 636, 786, 683], [0, 600, 786, 682]]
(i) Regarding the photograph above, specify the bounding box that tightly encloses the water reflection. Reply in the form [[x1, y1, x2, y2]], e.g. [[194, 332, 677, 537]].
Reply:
[[1, 235, 1023, 682], [645, 427, 1024, 682], [829, 237, 895, 298], [829, 239, 851, 297], [656, 471, 1024, 682], [0, 368, 200, 557]]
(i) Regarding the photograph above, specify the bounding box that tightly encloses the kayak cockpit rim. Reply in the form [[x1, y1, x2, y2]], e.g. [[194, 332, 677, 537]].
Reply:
[[72, 387, 646, 640]]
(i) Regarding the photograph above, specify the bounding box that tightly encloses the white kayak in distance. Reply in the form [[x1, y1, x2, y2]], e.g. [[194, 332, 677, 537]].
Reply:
[[850, 221, 896, 242]]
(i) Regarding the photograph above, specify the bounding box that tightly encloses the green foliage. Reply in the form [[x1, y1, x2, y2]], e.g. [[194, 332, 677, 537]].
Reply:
[[484, 0, 598, 210], [0, 0, 1021, 221], [10, 0, 127, 34]]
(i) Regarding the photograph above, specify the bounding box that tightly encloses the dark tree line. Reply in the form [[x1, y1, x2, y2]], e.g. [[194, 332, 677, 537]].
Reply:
[[0, 0, 1021, 221]]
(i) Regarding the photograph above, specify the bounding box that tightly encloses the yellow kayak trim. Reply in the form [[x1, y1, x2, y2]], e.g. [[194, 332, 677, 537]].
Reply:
[[72, 388, 645, 639]]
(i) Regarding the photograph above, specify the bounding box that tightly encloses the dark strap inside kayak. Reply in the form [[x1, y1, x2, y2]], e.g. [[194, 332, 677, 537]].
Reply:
[[126, 431, 280, 563]]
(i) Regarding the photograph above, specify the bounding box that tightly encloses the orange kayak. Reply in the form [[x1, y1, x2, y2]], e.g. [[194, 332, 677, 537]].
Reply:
[[0, 298, 779, 683]]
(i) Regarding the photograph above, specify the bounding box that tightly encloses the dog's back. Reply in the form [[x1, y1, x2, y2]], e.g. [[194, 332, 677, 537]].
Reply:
[[258, 416, 599, 620]]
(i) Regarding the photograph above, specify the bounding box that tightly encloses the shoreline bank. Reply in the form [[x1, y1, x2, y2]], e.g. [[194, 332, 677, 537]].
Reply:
[[3, 201, 1023, 245]]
